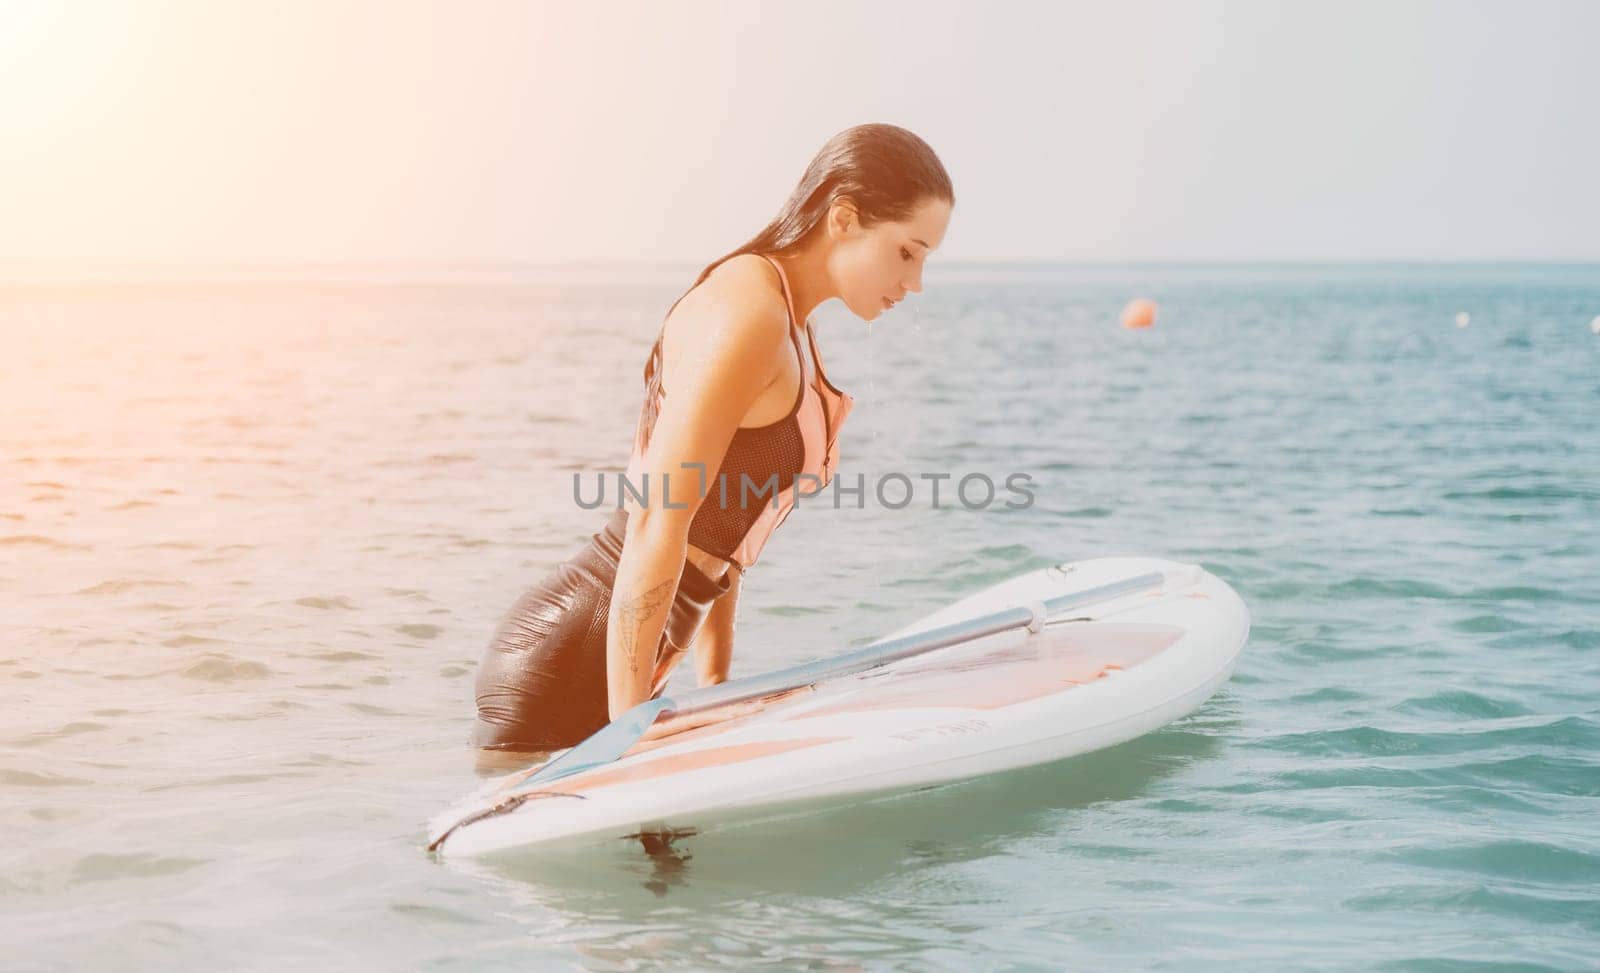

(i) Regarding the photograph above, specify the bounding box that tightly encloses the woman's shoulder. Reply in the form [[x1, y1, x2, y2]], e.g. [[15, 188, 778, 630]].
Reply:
[[668, 254, 791, 345], [702, 253, 788, 313], [707, 251, 778, 284]]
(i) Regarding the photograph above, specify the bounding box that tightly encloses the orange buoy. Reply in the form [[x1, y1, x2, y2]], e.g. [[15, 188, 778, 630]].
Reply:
[[1120, 298, 1158, 329]]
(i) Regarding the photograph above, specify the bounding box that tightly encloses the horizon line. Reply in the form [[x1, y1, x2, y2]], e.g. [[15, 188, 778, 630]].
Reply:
[[2, 257, 1598, 271]]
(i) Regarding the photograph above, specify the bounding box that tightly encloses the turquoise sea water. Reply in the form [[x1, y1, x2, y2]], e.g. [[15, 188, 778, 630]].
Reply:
[[3, 263, 1597, 970]]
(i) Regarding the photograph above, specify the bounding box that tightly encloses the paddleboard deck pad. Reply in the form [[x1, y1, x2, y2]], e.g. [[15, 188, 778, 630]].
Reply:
[[429, 556, 1249, 859]]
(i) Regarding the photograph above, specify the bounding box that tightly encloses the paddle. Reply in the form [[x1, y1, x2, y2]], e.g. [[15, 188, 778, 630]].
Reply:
[[504, 570, 1167, 793]]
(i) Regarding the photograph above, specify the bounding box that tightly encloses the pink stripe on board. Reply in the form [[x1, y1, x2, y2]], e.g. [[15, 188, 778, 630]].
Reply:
[[789, 624, 1184, 718], [531, 737, 846, 797]]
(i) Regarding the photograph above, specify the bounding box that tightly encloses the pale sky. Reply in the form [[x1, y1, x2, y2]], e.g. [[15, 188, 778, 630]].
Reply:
[[1, 0, 1595, 265]]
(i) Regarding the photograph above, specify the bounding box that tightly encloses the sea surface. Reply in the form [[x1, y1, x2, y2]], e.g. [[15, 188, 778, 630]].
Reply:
[[3, 263, 1597, 971]]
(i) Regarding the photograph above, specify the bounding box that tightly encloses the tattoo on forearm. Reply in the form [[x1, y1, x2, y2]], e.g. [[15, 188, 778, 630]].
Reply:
[[616, 578, 675, 675]]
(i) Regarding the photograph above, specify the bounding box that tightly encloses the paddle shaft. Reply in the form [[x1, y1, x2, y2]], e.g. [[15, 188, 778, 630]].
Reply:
[[667, 570, 1166, 719]]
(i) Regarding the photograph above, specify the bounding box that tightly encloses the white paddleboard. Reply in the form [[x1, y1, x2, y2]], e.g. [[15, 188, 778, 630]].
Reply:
[[429, 556, 1249, 859]]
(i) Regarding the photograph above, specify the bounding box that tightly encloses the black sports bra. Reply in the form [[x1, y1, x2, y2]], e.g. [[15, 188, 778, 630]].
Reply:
[[630, 254, 830, 566], [679, 320, 809, 560]]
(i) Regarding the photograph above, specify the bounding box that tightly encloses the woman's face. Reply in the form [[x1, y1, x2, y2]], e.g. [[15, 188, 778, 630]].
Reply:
[[827, 197, 952, 321]]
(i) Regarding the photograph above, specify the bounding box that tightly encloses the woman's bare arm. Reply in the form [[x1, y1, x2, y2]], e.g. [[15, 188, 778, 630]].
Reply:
[[695, 569, 740, 687], [606, 267, 788, 719], [643, 568, 738, 696]]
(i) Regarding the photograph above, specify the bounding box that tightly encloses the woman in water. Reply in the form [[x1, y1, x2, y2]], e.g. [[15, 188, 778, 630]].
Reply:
[[473, 123, 953, 755]]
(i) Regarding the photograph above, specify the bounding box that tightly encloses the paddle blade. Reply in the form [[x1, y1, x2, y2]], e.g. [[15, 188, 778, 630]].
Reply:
[[512, 696, 675, 792]]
